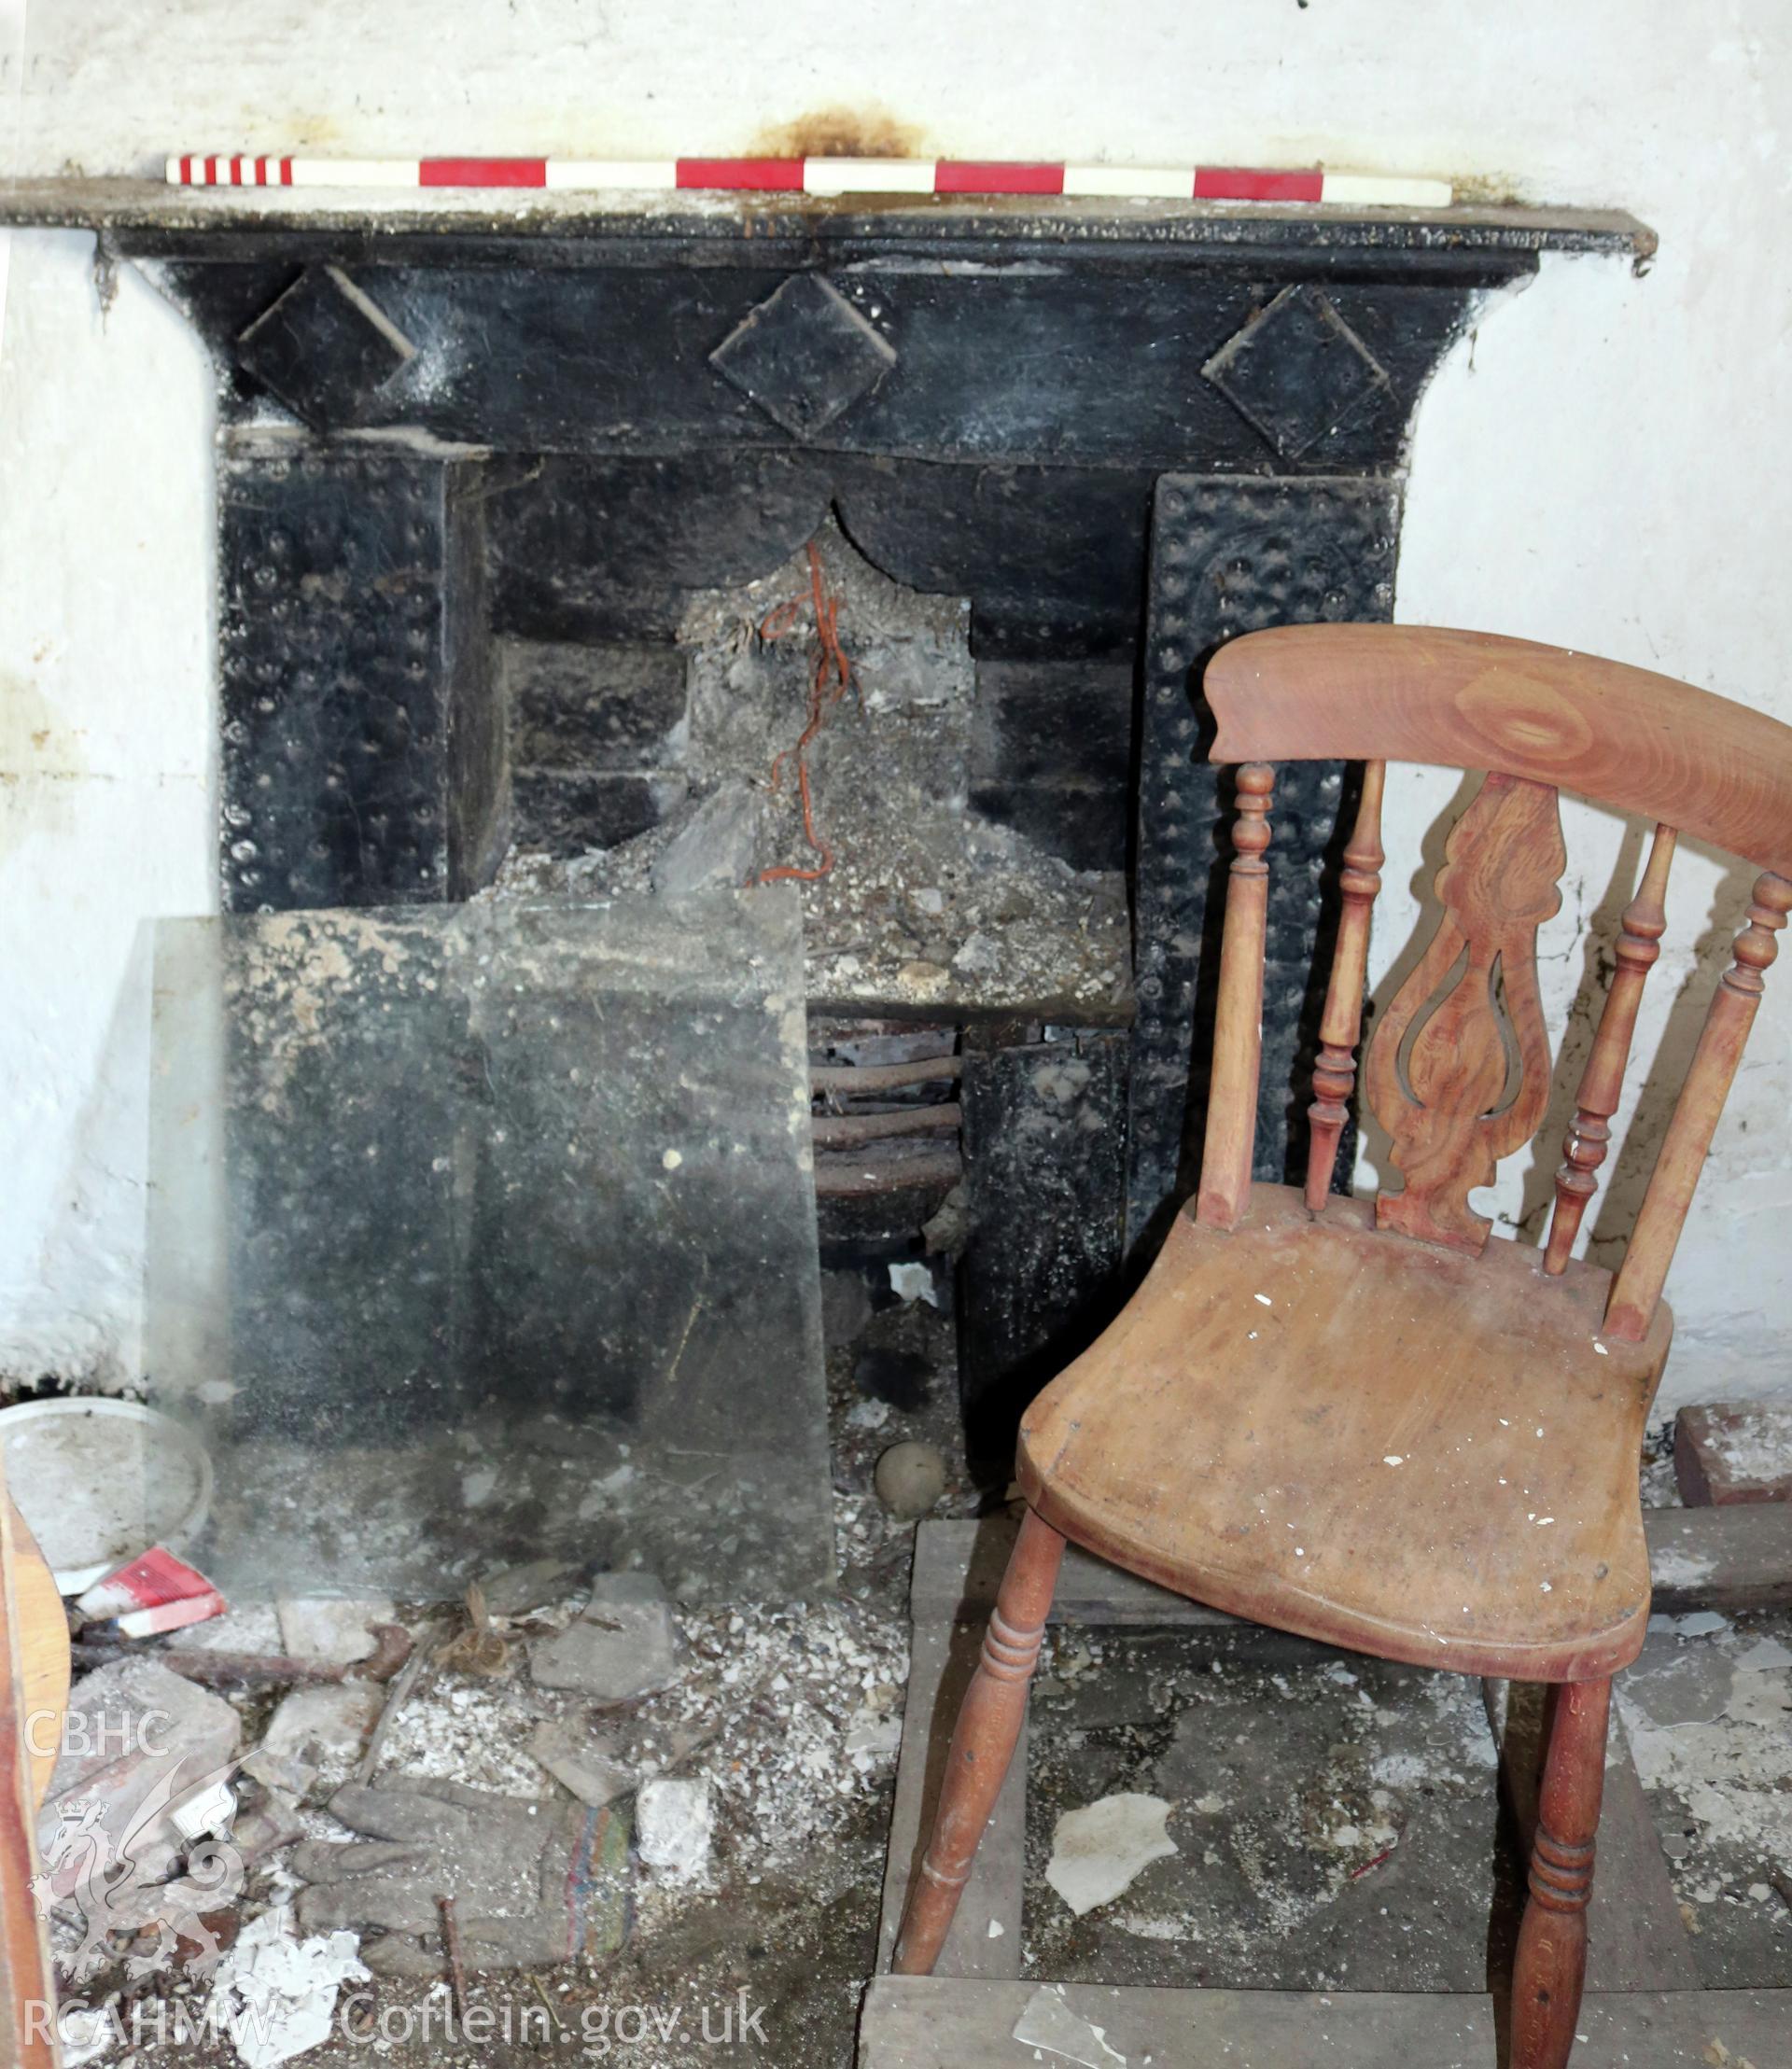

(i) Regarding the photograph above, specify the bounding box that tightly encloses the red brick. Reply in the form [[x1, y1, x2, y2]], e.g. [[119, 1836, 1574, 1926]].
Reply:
[[1674, 1401, 1792, 1505]]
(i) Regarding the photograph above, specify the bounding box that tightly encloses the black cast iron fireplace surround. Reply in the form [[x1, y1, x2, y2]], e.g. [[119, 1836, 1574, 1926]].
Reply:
[[0, 178, 1653, 1436]]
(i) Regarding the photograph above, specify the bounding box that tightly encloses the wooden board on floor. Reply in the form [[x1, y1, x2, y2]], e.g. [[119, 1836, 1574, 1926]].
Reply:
[[876, 1621, 1026, 1978], [859, 1978, 1792, 2068], [913, 1502, 1792, 1625]]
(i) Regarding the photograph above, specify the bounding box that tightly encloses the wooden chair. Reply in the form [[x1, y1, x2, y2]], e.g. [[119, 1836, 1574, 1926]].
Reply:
[[892, 624, 1792, 2069]]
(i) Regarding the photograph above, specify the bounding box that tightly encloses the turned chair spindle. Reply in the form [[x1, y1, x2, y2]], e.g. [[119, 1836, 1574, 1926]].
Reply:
[[1305, 760, 1386, 1210], [1603, 865, 1792, 1338], [1544, 825, 1675, 1273], [1195, 762, 1274, 1232]]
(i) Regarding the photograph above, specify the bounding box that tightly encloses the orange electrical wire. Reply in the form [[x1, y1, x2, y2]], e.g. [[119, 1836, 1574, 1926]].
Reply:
[[758, 541, 854, 884]]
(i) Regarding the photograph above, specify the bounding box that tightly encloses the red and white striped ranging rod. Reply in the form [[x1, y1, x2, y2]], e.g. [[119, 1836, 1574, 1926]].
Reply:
[[166, 155, 1452, 208]]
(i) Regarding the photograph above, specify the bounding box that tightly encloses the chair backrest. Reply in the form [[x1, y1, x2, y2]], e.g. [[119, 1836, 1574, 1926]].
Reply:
[[1193, 624, 1792, 1344]]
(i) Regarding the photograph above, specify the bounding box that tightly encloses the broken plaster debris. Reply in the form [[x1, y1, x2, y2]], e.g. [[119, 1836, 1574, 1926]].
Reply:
[[528, 1719, 634, 1809], [261, 1684, 385, 1772], [275, 1596, 396, 1665], [650, 778, 763, 896], [479, 1559, 581, 1617], [1011, 1984, 1128, 2068], [887, 1260, 940, 1307], [486, 520, 1131, 1022], [529, 1571, 685, 1699], [1045, 1793, 1180, 1918], [208, 1906, 368, 2069], [636, 1776, 715, 1881], [1620, 1625, 1792, 1865]]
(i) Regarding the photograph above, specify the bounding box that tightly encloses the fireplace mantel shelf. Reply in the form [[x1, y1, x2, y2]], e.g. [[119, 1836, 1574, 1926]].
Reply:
[[0, 176, 1654, 269]]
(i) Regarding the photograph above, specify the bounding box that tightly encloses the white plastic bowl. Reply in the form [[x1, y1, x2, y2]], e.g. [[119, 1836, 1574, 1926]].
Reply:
[[0, 1397, 214, 1594]]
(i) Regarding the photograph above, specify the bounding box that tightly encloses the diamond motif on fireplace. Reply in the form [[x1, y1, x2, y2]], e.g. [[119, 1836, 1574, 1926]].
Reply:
[[709, 273, 897, 440], [1201, 285, 1391, 459], [236, 265, 417, 435]]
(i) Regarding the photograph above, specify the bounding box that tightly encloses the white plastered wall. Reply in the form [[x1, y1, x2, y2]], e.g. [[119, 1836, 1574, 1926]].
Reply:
[[1, 2, 1787, 1406]]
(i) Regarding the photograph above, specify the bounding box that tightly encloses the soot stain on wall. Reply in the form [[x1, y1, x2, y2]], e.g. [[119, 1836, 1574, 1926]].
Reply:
[[749, 106, 929, 160]]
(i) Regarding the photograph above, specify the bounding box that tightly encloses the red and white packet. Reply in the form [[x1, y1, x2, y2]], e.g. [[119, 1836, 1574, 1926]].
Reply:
[[74, 1546, 227, 1637]]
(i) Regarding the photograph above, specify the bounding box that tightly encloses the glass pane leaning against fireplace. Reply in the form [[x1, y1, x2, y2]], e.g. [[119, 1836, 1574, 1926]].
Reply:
[[145, 888, 832, 1602]]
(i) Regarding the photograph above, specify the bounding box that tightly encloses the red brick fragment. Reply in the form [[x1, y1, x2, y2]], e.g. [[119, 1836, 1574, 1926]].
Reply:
[[1674, 1400, 1792, 1506]]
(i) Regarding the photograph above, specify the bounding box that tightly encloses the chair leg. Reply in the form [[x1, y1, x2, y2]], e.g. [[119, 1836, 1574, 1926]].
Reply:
[[891, 1507, 1065, 1975], [1510, 1675, 1611, 2069]]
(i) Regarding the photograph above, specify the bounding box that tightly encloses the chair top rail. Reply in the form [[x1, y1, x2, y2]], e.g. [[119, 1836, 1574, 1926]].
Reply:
[[1206, 624, 1792, 878]]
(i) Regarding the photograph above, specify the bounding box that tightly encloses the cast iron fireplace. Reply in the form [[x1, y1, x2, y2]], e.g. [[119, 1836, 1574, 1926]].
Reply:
[[3, 179, 1652, 1451]]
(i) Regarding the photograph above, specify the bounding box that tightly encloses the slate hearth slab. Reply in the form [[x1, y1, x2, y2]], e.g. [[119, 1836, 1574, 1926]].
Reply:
[[146, 888, 830, 1602]]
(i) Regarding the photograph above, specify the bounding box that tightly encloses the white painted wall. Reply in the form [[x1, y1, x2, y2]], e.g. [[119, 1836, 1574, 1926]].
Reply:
[[2, 2, 1787, 1406]]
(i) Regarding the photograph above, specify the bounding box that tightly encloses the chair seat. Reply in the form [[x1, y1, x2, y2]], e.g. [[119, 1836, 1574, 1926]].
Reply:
[[1017, 1183, 1673, 1681]]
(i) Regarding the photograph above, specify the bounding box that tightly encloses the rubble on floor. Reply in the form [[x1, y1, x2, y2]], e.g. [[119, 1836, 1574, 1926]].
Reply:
[[528, 1573, 685, 1699], [274, 1600, 394, 1666], [208, 1909, 367, 2069], [33, 1349, 1792, 2066], [44, 1482, 922, 2067], [637, 1777, 715, 1881], [526, 1720, 633, 1810], [32, 1256, 970, 2068]]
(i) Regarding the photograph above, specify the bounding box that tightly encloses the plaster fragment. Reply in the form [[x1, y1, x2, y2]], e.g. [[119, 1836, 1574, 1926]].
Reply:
[[1045, 1793, 1178, 1917], [1012, 1985, 1127, 2067]]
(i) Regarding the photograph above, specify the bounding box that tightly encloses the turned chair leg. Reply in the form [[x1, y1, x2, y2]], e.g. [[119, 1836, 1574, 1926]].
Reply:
[[891, 1507, 1065, 1975], [1510, 1676, 1611, 2069]]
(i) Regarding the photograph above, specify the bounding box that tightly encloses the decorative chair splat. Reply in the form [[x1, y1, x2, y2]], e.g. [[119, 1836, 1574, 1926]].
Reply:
[[1365, 771, 1567, 1253]]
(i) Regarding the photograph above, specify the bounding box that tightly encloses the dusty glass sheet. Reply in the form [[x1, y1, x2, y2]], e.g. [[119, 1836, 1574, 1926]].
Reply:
[[146, 890, 830, 1602]]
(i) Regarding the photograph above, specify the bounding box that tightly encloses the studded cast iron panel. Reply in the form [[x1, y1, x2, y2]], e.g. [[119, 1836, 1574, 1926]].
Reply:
[[218, 437, 495, 912], [1125, 473, 1399, 1253]]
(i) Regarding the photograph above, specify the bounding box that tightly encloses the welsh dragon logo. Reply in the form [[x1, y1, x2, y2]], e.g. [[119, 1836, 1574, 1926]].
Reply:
[[32, 1760, 246, 1982]]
